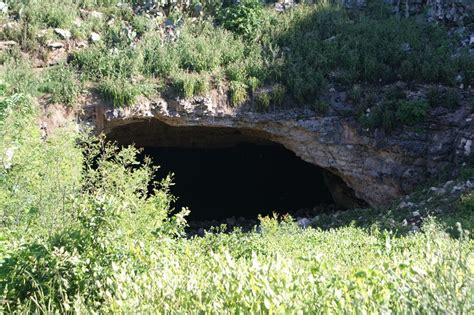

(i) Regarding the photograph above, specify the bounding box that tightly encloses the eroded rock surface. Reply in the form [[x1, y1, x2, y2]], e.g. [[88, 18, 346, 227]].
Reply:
[[85, 93, 473, 207]]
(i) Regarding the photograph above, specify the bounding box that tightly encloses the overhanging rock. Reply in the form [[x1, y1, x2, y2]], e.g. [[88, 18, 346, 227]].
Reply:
[[89, 94, 473, 207]]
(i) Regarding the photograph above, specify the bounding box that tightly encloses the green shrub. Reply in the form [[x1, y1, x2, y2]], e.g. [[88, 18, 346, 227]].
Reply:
[[175, 77, 195, 98], [177, 23, 223, 73], [225, 62, 247, 82], [255, 92, 271, 112], [229, 80, 248, 107], [400, 60, 415, 81], [247, 76, 260, 93], [105, 20, 137, 48], [71, 47, 139, 80], [131, 14, 149, 38], [348, 84, 363, 103], [39, 65, 81, 106], [271, 84, 286, 106], [427, 88, 460, 110], [396, 99, 429, 126], [216, 0, 265, 40], [0, 104, 185, 311], [98, 77, 144, 107], [426, 87, 442, 107], [442, 90, 459, 110], [1, 57, 37, 95], [312, 100, 329, 114], [141, 36, 180, 77], [194, 74, 210, 96]]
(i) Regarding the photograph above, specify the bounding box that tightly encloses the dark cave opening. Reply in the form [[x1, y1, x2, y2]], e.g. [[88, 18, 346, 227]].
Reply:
[[105, 119, 363, 225], [142, 144, 334, 221]]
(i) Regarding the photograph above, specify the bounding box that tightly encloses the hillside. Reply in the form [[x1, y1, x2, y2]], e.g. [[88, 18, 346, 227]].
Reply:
[[0, 0, 473, 313]]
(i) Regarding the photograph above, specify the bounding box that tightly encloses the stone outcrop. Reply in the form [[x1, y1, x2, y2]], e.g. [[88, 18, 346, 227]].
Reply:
[[88, 92, 473, 208]]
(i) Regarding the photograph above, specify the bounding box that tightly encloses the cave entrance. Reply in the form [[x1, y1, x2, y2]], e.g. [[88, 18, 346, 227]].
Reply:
[[106, 119, 356, 226]]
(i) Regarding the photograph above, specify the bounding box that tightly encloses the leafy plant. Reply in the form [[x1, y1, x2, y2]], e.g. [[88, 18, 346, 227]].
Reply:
[[216, 0, 265, 40], [271, 84, 286, 106], [1, 57, 37, 95], [255, 92, 271, 112], [396, 99, 429, 126], [229, 80, 247, 107], [39, 65, 81, 106], [98, 77, 146, 107]]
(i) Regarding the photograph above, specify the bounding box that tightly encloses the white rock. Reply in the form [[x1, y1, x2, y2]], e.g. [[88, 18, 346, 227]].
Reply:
[[90, 32, 101, 42], [54, 28, 71, 40], [412, 210, 420, 217], [470, 34, 474, 46]]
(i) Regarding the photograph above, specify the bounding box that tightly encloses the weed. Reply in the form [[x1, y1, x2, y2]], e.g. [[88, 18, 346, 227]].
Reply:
[[271, 84, 286, 106], [1, 57, 37, 95], [255, 92, 271, 112], [39, 65, 81, 106], [229, 80, 247, 107], [396, 99, 429, 126], [98, 77, 144, 107]]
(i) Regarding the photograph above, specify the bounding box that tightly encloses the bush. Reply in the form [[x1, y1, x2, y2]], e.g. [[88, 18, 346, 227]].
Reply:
[[255, 92, 271, 112], [142, 36, 180, 77], [396, 99, 429, 126], [71, 47, 139, 80], [216, 0, 265, 40], [172, 72, 209, 98], [0, 97, 186, 311], [229, 80, 248, 107], [39, 65, 81, 106], [427, 88, 460, 110], [247, 76, 260, 93], [311, 100, 329, 114], [194, 73, 210, 96], [1, 57, 37, 95], [271, 84, 286, 106], [98, 77, 146, 107]]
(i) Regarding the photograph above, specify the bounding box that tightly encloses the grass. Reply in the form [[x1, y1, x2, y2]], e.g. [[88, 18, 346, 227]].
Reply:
[[1, 56, 37, 95], [103, 220, 473, 314], [98, 77, 153, 107], [39, 65, 81, 106]]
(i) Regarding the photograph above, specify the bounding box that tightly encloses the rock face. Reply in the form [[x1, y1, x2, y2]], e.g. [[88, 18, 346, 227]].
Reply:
[[89, 93, 473, 208]]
